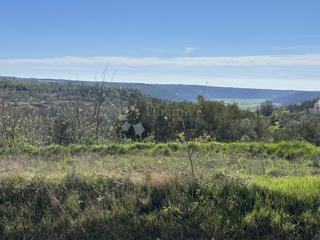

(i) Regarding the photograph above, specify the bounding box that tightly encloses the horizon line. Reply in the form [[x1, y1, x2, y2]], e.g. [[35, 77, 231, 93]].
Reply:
[[1, 75, 319, 93]]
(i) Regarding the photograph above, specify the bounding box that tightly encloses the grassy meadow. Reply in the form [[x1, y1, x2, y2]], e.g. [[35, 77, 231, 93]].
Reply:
[[2, 141, 320, 177], [1, 141, 320, 239]]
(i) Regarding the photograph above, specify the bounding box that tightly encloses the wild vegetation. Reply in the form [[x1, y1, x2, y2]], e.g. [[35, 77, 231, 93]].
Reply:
[[2, 78, 320, 239], [2, 173, 320, 239], [2, 78, 320, 146], [2, 141, 320, 177], [0, 141, 320, 238]]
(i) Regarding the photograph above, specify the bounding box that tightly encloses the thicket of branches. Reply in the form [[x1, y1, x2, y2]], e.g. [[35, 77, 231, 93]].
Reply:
[[0, 79, 146, 147], [1, 79, 320, 147]]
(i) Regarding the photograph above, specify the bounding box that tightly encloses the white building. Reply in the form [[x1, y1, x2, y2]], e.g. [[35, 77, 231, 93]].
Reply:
[[310, 99, 320, 114]]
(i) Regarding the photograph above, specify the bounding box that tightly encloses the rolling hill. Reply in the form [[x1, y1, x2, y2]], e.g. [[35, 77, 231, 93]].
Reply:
[[2, 76, 320, 105]]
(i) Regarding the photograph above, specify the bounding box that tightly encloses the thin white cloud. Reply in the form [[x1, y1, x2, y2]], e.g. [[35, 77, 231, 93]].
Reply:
[[1, 54, 320, 67], [1, 54, 320, 90], [272, 46, 320, 52], [184, 47, 199, 55]]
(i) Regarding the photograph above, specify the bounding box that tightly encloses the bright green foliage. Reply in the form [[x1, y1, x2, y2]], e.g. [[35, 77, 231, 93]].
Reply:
[[2, 141, 320, 178]]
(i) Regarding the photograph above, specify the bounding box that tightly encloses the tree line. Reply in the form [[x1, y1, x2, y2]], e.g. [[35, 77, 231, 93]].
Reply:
[[1, 79, 320, 147]]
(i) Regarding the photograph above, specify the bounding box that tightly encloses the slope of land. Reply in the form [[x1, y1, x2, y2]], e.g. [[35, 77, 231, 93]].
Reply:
[[2, 76, 320, 239], [1, 141, 320, 239], [3, 76, 320, 105]]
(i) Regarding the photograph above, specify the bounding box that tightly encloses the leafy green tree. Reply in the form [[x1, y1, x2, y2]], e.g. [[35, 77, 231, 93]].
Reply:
[[259, 100, 274, 116]]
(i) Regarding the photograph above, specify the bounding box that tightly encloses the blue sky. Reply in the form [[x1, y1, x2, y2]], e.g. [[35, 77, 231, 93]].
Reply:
[[1, 0, 320, 90]]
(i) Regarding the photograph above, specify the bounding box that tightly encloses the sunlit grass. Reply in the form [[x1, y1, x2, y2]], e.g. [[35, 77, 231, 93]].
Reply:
[[1, 141, 320, 178], [252, 175, 320, 198]]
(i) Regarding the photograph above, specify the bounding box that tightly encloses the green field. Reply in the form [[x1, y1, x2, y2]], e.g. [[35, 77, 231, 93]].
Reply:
[[213, 98, 282, 110], [2, 141, 320, 177], [2, 141, 320, 239]]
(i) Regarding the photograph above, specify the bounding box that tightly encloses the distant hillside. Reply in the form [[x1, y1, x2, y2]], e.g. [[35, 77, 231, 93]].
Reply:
[[0, 76, 150, 107], [108, 83, 320, 105], [107, 82, 320, 105], [3, 76, 320, 105]]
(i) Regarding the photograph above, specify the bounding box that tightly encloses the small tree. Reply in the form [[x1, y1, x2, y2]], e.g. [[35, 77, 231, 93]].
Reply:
[[259, 100, 274, 116], [0, 101, 28, 147], [178, 132, 201, 178]]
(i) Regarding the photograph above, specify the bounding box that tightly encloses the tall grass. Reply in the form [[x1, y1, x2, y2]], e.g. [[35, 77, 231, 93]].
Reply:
[[1, 140, 320, 178], [4, 140, 320, 160], [1, 173, 320, 239]]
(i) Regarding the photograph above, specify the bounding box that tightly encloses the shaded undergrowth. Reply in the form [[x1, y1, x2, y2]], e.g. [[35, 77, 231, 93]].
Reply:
[[1, 173, 320, 239]]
